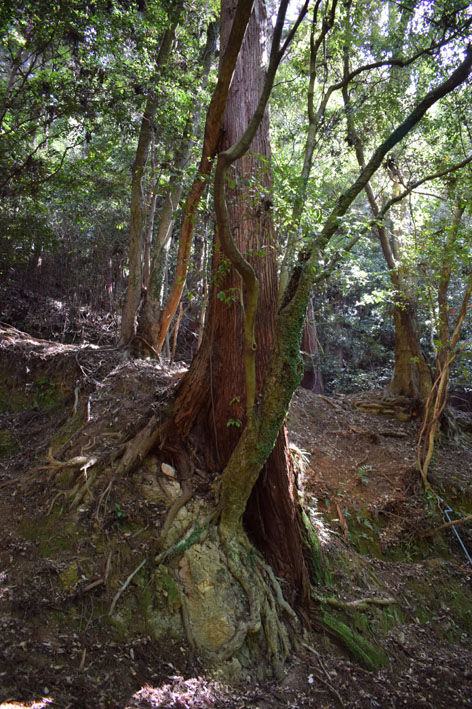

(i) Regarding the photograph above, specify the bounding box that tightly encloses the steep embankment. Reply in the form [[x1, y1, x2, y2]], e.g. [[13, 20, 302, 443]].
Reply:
[[1, 325, 472, 707]]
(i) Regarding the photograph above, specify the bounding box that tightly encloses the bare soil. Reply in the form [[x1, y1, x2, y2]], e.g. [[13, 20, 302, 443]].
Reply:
[[1, 318, 472, 708]]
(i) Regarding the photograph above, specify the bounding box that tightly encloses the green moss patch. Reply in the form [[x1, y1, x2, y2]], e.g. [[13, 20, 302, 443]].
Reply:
[[301, 509, 331, 584], [19, 512, 78, 557], [0, 428, 19, 457], [406, 566, 472, 644], [0, 377, 29, 412], [49, 413, 83, 451]]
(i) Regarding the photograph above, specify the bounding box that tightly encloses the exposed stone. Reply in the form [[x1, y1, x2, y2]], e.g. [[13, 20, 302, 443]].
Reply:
[[152, 566, 181, 611], [140, 472, 166, 504], [164, 500, 204, 547], [159, 462, 182, 500], [161, 462, 176, 478], [178, 538, 245, 655]]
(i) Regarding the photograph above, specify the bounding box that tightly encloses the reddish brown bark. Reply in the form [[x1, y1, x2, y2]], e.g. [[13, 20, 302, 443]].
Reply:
[[160, 0, 309, 599], [120, 15, 181, 346], [153, 0, 255, 354]]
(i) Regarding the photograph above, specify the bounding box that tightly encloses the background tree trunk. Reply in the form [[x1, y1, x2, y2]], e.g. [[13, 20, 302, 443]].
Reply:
[[119, 12, 181, 346], [300, 297, 323, 392], [136, 22, 219, 353], [341, 32, 432, 406], [390, 295, 432, 403]]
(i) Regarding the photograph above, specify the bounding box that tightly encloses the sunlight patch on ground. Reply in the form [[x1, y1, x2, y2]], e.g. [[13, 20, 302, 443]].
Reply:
[[290, 443, 333, 547], [128, 676, 230, 708], [0, 571, 9, 600]]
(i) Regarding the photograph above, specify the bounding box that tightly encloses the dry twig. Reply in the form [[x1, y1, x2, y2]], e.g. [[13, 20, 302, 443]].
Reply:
[[109, 559, 147, 616], [422, 513, 472, 538]]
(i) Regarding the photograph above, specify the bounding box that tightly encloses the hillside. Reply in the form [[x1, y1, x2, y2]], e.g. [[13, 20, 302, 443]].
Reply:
[[1, 315, 472, 707]]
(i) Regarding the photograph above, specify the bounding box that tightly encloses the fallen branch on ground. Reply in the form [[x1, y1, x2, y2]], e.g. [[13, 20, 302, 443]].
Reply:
[[422, 513, 472, 538], [109, 558, 147, 616], [312, 593, 396, 609]]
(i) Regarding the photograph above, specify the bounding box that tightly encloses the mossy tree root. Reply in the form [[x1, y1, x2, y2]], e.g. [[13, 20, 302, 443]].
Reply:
[[219, 529, 299, 678], [322, 610, 389, 671]]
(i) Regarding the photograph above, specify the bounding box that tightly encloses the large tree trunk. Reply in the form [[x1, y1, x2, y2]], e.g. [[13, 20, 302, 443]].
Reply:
[[160, 0, 309, 600], [152, 0, 256, 354]]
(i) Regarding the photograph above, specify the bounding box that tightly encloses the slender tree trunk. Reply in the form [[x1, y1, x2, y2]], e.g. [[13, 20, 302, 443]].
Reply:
[[138, 22, 219, 352], [435, 204, 465, 384], [119, 10, 182, 346], [278, 0, 338, 303], [342, 36, 432, 404], [300, 297, 323, 392], [417, 203, 468, 485], [142, 142, 159, 291]]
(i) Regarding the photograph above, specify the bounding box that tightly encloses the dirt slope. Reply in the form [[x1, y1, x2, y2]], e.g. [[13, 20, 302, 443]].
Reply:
[[1, 326, 472, 707]]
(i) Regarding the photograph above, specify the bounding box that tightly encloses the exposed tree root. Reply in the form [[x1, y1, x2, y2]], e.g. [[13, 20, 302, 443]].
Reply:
[[154, 514, 214, 566], [302, 642, 345, 708], [156, 482, 195, 549], [322, 610, 388, 671], [153, 514, 300, 676], [47, 490, 67, 514], [94, 477, 115, 520], [422, 512, 472, 538], [180, 599, 197, 655], [68, 467, 98, 507], [47, 442, 127, 514], [134, 335, 161, 360], [20, 449, 97, 490], [109, 558, 147, 616], [219, 529, 300, 678], [114, 414, 161, 476], [319, 395, 345, 411]]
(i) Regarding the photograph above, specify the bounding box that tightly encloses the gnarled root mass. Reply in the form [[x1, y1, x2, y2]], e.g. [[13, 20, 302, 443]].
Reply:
[[153, 509, 301, 677], [218, 527, 300, 678]]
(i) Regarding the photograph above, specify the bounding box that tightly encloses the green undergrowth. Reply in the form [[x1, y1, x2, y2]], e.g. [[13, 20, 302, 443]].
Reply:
[[303, 509, 393, 670], [337, 501, 461, 563], [405, 562, 472, 645], [0, 370, 70, 413], [301, 508, 332, 584], [312, 543, 401, 670], [0, 375, 30, 412], [311, 492, 472, 670], [18, 499, 185, 646], [49, 413, 83, 451]]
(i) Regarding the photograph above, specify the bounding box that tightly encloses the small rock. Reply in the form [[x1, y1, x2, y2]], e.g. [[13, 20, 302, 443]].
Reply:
[[161, 462, 177, 478]]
